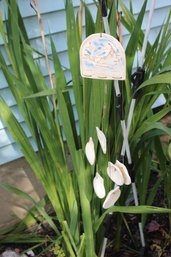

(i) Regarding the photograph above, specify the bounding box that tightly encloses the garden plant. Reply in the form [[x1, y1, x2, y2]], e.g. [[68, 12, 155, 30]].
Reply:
[[0, 0, 171, 256]]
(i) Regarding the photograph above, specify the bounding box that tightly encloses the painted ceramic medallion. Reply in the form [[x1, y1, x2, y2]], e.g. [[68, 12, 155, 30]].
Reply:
[[80, 33, 126, 80]]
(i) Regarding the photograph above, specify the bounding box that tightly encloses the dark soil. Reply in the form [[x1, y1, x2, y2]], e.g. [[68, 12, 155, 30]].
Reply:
[[105, 213, 171, 257], [1, 202, 171, 257], [105, 183, 171, 257]]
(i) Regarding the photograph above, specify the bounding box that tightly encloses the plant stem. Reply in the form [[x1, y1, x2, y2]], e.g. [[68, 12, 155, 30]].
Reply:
[[33, 0, 57, 116]]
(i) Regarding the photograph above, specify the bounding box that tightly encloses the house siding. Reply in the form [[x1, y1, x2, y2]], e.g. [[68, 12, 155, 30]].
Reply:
[[0, 0, 171, 165]]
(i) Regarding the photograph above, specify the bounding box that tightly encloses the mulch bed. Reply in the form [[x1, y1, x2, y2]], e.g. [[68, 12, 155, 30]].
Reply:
[[105, 183, 171, 257], [1, 209, 171, 257], [105, 213, 171, 257]]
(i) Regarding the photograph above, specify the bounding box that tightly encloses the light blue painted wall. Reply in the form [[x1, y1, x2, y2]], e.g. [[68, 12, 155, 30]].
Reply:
[[0, 0, 171, 165]]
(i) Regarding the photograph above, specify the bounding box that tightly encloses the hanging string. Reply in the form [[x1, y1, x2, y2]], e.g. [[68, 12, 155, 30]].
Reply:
[[113, 7, 124, 161], [99, 0, 103, 37], [114, 5, 120, 160], [117, 11, 124, 133], [116, 11, 123, 45]]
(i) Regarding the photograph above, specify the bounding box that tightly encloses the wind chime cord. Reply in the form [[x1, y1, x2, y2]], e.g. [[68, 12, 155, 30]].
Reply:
[[100, 0, 103, 37], [116, 11, 122, 45]]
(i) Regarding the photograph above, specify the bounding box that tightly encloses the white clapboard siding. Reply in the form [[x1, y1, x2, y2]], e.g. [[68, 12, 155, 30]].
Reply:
[[0, 0, 171, 165]]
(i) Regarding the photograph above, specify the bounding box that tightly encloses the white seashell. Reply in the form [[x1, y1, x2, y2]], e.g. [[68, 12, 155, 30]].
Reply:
[[96, 127, 107, 154], [93, 172, 106, 199], [85, 137, 95, 165], [115, 160, 131, 185], [103, 187, 121, 209], [107, 162, 124, 186]]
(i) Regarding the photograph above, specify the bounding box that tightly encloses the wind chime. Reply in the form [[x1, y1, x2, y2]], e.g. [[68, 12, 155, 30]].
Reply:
[[80, 0, 156, 256]]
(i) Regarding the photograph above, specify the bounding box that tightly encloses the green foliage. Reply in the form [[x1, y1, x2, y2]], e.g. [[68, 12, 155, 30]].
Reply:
[[51, 243, 66, 257], [0, 0, 171, 256]]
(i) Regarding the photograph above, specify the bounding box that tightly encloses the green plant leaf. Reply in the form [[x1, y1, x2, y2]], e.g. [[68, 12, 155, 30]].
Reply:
[[95, 205, 171, 232], [0, 179, 58, 234]]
